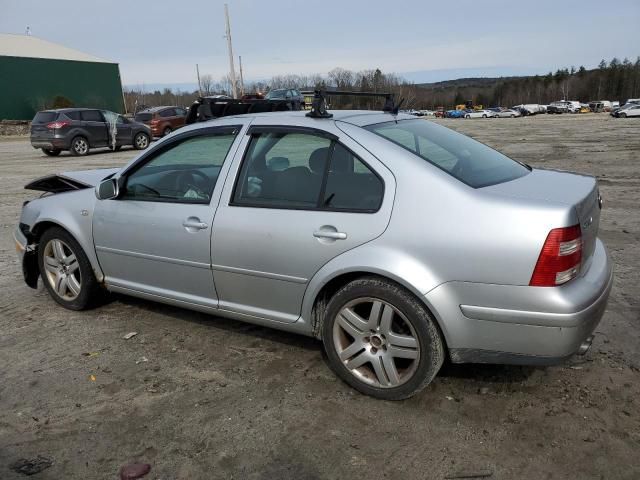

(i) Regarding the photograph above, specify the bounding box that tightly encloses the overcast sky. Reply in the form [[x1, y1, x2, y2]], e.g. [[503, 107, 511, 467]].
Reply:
[[2, 0, 639, 88]]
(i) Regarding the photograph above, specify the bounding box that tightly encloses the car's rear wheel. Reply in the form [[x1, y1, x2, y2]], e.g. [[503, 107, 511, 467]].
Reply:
[[70, 136, 89, 156], [322, 277, 445, 400], [134, 132, 150, 150], [42, 148, 61, 156], [163, 127, 172, 137], [38, 227, 104, 310], [510, 114, 515, 118]]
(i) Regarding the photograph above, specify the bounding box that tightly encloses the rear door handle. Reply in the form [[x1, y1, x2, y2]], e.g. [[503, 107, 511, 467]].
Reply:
[[183, 218, 209, 230], [313, 230, 347, 240]]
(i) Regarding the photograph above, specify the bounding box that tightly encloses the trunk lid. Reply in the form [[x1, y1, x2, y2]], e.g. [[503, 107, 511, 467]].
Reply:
[[482, 168, 601, 265]]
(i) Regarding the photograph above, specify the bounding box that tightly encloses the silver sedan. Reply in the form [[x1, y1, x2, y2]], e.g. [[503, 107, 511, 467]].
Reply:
[[496, 108, 522, 118], [14, 111, 612, 400]]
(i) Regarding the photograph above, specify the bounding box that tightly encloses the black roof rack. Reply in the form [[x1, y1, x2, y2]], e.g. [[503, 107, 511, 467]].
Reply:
[[301, 90, 402, 118], [185, 97, 301, 124]]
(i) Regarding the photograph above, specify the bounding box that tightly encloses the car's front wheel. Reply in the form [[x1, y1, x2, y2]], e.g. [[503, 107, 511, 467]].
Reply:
[[42, 148, 61, 156], [322, 277, 445, 400], [38, 227, 104, 310], [70, 136, 89, 156], [134, 132, 150, 150]]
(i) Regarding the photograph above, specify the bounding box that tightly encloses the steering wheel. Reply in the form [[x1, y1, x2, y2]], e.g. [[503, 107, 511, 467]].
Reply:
[[175, 170, 210, 198]]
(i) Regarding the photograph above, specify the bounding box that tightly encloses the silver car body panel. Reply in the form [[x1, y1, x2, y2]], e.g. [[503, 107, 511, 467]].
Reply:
[[15, 110, 613, 364]]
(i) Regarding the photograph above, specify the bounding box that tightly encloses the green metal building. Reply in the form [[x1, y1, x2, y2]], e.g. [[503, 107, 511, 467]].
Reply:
[[0, 34, 125, 120]]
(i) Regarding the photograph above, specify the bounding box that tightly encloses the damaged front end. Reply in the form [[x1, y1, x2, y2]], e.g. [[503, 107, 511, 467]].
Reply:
[[14, 223, 38, 288]]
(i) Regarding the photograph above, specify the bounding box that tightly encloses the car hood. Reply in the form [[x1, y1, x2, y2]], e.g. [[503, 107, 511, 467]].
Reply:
[[25, 168, 120, 193]]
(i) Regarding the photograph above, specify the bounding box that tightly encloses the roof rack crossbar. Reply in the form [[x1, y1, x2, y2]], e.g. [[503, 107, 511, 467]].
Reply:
[[303, 90, 400, 118]]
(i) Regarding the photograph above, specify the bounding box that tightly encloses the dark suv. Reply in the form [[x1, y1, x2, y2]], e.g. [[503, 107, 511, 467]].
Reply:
[[30, 108, 151, 156], [134, 106, 187, 137], [265, 89, 304, 109]]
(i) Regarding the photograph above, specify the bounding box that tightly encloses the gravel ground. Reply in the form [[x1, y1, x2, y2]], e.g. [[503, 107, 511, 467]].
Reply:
[[0, 114, 638, 480]]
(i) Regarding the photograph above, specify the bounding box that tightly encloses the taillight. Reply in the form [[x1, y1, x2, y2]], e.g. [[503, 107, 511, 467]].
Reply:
[[46, 120, 70, 129], [530, 225, 582, 287]]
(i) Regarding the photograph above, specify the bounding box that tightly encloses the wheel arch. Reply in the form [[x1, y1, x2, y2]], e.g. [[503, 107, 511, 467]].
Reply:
[[28, 209, 105, 284], [304, 257, 450, 351]]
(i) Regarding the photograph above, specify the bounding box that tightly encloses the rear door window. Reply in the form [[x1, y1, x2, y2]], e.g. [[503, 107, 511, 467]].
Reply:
[[64, 111, 81, 121], [160, 108, 175, 117], [81, 110, 104, 122], [232, 130, 383, 212]]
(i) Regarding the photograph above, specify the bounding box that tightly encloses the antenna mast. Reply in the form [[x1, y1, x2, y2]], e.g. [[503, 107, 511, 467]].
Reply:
[[224, 4, 238, 98]]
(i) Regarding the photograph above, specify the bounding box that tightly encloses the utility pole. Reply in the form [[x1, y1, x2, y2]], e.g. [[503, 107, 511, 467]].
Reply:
[[224, 4, 238, 98], [196, 63, 202, 96], [239, 55, 245, 97]]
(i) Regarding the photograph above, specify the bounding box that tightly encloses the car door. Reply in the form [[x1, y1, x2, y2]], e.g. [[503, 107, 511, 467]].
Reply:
[[80, 109, 108, 147], [210, 123, 394, 323], [114, 115, 133, 145], [93, 125, 243, 308]]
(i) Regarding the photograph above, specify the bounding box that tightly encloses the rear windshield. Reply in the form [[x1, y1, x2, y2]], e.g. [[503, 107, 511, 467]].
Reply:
[[33, 111, 58, 123], [365, 119, 530, 188], [135, 113, 153, 122]]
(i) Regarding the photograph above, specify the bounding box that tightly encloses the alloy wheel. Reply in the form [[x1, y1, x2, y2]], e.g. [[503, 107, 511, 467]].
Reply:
[[42, 239, 82, 301], [136, 134, 149, 148], [73, 138, 88, 155], [333, 297, 420, 388]]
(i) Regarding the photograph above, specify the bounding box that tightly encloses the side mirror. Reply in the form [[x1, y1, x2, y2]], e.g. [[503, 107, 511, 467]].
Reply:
[[95, 178, 119, 200]]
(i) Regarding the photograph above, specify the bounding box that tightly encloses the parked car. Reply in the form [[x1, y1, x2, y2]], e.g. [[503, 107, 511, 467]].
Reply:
[[445, 109, 465, 118], [589, 101, 605, 113], [623, 98, 640, 106], [495, 108, 522, 118], [547, 102, 569, 114], [265, 88, 304, 109], [30, 108, 151, 156], [464, 109, 495, 118], [15, 110, 612, 400], [511, 104, 540, 115], [134, 106, 188, 137], [613, 104, 640, 117]]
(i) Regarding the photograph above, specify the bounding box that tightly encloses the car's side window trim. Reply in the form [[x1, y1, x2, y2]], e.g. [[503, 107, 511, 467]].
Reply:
[[229, 129, 384, 214], [247, 125, 338, 140]]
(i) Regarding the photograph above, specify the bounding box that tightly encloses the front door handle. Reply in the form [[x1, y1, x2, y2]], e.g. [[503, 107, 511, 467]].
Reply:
[[183, 217, 209, 231], [313, 230, 347, 240]]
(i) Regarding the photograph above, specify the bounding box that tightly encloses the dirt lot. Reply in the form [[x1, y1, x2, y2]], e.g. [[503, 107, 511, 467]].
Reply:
[[1, 114, 638, 480]]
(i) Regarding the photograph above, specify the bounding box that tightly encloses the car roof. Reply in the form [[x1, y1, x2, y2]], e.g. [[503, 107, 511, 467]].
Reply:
[[139, 106, 178, 113], [202, 110, 414, 127]]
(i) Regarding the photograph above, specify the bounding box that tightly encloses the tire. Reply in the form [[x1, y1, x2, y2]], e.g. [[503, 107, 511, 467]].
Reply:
[[510, 114, 515, 118], [620, 113, 627, 118], [70, 136, 89, 156], [42, 148, 60, 156], [163, 127, 172, 137], [465, 115, 470, 119], [322, 276, 445, 400], [37, 227, 104, 310], [133, 132, 150, 150], [482, 114, 487, 118]]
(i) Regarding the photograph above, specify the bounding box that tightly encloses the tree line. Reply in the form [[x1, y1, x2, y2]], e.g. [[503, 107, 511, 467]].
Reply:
[[123, 57, 640, 113]]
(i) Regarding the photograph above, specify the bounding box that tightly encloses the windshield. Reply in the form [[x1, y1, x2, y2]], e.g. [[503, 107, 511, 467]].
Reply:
[[365, 119, 530, 188]]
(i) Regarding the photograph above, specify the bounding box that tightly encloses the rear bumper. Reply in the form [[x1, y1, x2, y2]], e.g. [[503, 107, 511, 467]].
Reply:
[[426, 238, 613, 364], [31, 135, 68, 150]]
